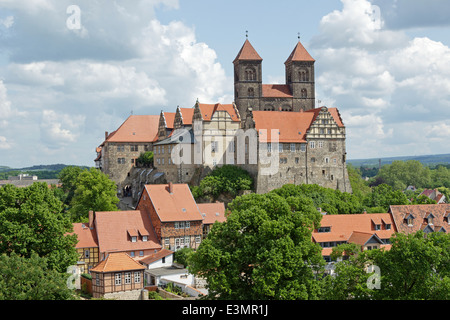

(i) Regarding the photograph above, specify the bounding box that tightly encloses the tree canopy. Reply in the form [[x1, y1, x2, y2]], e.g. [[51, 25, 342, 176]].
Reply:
[[68, 168, 119, 222], [0, 183, 78, 273], [189, 192, 324, 300]]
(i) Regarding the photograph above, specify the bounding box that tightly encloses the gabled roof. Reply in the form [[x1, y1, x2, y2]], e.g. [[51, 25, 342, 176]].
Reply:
[[262, 84, 293, 98], [139, 249, 174, 265], [71, 223, 98, 249], [312, 213, 395, 245], [177, 107, 195, 126], [197, 102, 240, 122], [161, 111, 176, 129], [252, 107, 344, 143], [91, 252, 145, 273], [94, 210, 161, 254], [348, 231, 383, 246], [142, 184, 204, 222], [389, 204, 450, 235], [103, 115, 160, 143], [285, 40, 315, 64], [198, 202, 227, 225], [233, 39, 263, 63]]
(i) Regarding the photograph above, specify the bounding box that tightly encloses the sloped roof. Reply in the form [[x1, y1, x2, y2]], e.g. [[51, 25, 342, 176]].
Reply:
[[389, 204, 450, 235], [91, 252, 145, 273], [143, 184, 204, 222], [71, 223, 98, 249], [348, 231, 383, 246], [312, 213, 396, 246], [105, 115, 160, 143], [285, 41, 315, 64], [233, 39, 262, 63], [198, 202, 227, 225], [197, 103, 240, 122], [94, 210, 161, 254], [139, 249, 174, 265], [252, 107, 343, 143], [177, 107, 195, 126], [162, 112, 176, 129], [262, 84, 293, 98]]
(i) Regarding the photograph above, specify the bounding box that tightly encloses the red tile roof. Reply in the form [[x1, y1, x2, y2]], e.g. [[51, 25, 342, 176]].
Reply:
[[143, 184, 204, 222], [91, 252, 145, 273], [389, 204, 450, 235], [252, 107, 343, 143], [312, 213, 396, 255], [285, 41, 315, 63], [233, 39, 263, 63], [105, 115, 160, 143], [262, 84, 293, 98], [198, 202, 227, 225], [138, 248, 174, 265], [198, 103, 240, 122], [94, 210, 161, 254], [162, 112, 176, 129], [178, 108, 195, 125], [71, 223, 98, 248]]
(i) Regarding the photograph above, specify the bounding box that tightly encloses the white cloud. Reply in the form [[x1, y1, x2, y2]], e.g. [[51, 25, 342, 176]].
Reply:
[[0, 136, 12, 150], [310, 0, 450, 159], [39, 109, 85, 148]]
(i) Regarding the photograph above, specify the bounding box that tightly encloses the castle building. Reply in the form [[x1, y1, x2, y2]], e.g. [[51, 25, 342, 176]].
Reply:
[[96, 38, 352, 195]]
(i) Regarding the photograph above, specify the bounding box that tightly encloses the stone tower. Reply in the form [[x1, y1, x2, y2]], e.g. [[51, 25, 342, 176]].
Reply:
[[233, 39, 263, 119], [233, 38, 317, 120], [285, 41, 316, 111]]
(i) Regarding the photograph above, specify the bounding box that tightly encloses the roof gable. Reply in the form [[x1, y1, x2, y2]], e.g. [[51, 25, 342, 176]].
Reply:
[[285, 41, 315, 64], [91, 252, 145, 273], [233, 39, 262, 63]]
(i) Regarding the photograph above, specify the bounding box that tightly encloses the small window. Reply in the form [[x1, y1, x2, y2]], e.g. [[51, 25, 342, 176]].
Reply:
[[142, 236, 148, 242], [295, 157, 299, 164], [300, 144, 306, 152], [84, 250, 90, 259], [195, 236, 201, 243], [290, 143, 295, 152], [115, 273, 122, 285], [385, 224, 391, 230], [310, 141, 315, 149], [134, 272, 141, 284], [139, 251, 144, 257], [131, 236, 137, 243], [125, 272, 132, 284]]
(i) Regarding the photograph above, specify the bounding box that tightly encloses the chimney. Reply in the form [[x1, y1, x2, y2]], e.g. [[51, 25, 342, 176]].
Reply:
[[105, 131, 109, 139], [89, 211, 95, 229], [168, 182, 173, 194]]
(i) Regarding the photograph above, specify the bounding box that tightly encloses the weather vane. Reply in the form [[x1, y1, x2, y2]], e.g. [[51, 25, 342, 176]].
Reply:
[[298, 32, 301, 40], [246, 30, 248, 38]]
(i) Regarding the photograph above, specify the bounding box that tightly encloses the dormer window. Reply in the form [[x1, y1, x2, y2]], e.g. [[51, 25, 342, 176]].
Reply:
[[318, 227, 331, 233], [131, 236, 137, 243], [404, 214, 415, 226], [424, 213, 435, 225], [385, 224, 391, 230], [142, 236, 148, 242], [375, 224, 381, 231]]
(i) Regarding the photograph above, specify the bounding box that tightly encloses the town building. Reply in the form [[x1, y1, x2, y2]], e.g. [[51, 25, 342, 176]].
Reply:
[[96, 38, 352, 196], [90, 252, 146, 299], [389, 203, 450, 234], [312, 212, 396, 262], [418, 189, 446, 204]]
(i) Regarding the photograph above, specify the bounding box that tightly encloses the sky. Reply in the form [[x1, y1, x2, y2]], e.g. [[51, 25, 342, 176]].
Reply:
[[0, 0, 450, 168]]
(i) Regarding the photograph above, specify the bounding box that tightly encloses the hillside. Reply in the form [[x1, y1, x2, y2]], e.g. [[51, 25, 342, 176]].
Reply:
[[348, 153, 450, 168]]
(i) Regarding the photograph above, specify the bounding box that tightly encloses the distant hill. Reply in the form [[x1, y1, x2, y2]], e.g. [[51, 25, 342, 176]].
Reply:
[[0, 164, 91, 180], [348, 153, 450, 168]]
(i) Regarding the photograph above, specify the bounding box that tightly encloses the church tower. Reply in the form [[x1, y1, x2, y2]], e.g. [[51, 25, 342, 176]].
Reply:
[[285, 40, 316, 111], [233, 39, 263, 120]]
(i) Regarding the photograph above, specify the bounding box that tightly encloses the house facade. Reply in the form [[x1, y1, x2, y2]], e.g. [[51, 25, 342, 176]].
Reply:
[[136, 183, 204, 251], [90, 252, 145, 299]]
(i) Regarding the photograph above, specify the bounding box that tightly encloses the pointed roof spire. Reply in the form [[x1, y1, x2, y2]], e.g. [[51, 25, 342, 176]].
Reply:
[[285, 39, 315, 64], [233, 37, 262, 63]]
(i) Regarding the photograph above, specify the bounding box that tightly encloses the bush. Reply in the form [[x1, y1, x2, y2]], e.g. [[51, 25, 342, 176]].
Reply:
[[148, 291, 164, 300]]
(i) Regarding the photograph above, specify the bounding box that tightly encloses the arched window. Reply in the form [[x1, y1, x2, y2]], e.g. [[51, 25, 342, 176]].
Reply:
[[245, 68, 256, 81], [263, 105, 274, 111], [282, 105, 292, 111], [299, 70, 309, 82], [248, 87, 254, 97], [301, 89, 307, 98]]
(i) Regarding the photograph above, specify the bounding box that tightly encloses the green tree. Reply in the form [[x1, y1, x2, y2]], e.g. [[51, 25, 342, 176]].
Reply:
[[0, 183, 78, 272], [136, 151, 154, 167], [347, 164, 371, 200], [69, 168, 119, 222], [376, 160, 432, 190], [58, 166, 84, 206], [0, 252, 76, 300], [189, 192, 324, 300], [363, 183, 408, 212], [174, 247, 194, 267], [195, 165, 253, 200]]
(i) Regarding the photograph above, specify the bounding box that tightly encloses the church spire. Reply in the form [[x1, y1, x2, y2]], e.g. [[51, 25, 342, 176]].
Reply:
[[233, 38, 262, 63], [285, 40, 315, 64]]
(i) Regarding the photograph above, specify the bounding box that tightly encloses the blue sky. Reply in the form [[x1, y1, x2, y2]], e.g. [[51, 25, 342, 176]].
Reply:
[[0, 0, 450, 168]]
